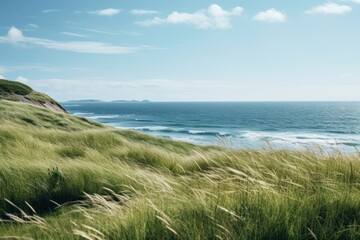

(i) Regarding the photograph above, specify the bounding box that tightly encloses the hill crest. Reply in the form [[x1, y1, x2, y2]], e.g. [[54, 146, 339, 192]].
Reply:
[[0, 79, 66, 113]]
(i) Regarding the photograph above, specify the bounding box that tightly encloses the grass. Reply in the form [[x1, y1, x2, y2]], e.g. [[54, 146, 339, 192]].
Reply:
[[26, 91, 59, 105], [0, 79, 64, 111], [1, 99, 360, 239], [0, 79, 33, 96]]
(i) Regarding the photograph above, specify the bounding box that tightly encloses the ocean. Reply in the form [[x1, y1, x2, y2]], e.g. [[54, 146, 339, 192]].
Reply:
[[63, 102, 360, 153]]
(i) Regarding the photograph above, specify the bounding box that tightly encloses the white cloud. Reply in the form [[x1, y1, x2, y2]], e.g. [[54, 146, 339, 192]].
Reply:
[[253, 9, 287, 23], [0, 65, 61, 73], [0, 66, 7, 74], [90, 8, 120, 16], [76, 28, 116, 35], [0, 75, 5, 79], [61, 32, 87, 38], [28, 24, 39, 28], [42, 9, 59, 14], [136, 4, 243, 29], [29, 78, 360, 101], [130, 9, 159, 16], [341, 0, 360, 4], [7, 26, 24, 41], [137, 17, 164, 27], [305, 3, 352, 15], [30, 78, 191, 101], [15, 76, 29, 84], [0, 27, 138, 54]]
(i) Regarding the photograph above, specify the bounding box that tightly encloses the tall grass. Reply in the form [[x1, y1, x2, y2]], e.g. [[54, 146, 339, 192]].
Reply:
[[1, 99, 360, 239], [0, 79, 64, 110], [0, 79, 32, 95]]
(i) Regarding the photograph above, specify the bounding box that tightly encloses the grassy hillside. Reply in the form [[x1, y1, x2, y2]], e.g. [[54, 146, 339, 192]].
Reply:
[[0, 79, 66, 112], [1, 99, 360, 239], [0, 79, 33, 95]]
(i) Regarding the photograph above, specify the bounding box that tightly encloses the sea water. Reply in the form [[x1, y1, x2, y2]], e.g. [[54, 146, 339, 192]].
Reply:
[[63, 102, 360, 153]]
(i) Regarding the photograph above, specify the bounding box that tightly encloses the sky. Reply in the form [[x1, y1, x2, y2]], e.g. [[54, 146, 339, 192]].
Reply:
[[0, 0, 359, 101]]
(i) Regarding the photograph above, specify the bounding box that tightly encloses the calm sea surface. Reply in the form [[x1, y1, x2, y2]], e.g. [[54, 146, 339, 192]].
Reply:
[[63, 102, 360, 153]]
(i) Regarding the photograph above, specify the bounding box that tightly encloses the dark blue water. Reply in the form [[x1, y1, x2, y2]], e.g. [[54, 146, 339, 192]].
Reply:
[[63, 102, 360, 152]]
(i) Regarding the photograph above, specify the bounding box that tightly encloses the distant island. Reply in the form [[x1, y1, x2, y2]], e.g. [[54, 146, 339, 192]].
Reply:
[[64, 99, 151, 103], [111, 99, 151, 103]]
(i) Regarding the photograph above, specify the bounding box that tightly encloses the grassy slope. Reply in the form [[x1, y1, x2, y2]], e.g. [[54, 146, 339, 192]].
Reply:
[[0, 79, 33, 95], [0, 79, 65, 110], [1, 100, 360, 239]]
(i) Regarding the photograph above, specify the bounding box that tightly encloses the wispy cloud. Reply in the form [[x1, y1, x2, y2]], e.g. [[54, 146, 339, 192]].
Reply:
[[15, 76, 29, 84], [73, 28, 139, 37], [253, 9, 287, 23], [42, 9, 59, 14], [30, 77, 360, 101], [305, 3, 352, 15], [136, 4, 243, 29], [341, 0, 360, 4], [0, 65, 105, 76], [0, 27, 138, 54], [30, 78, 191, 101], [0, 65, 61, 73], [0, 66, 6, 74], [61, 32, 87, 38], [27, 24, 39, 28], [0, 75, 4, 79], [75, 27, 117, 35], [130, 9, 160, 16], [90, 8, 121, 16]]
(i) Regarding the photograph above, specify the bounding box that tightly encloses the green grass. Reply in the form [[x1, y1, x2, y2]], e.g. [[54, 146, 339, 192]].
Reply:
[[0, 79, 64, 111], [1, 99, 360, 239], [26, 91, 58, 105], [0, 79, 33, 96]]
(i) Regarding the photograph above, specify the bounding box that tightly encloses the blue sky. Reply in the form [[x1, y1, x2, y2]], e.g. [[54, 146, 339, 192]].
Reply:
[[0, 0, 359, 101]]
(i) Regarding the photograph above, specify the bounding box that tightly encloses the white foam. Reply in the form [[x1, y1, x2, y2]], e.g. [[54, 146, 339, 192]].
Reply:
[[72, 112, 94, 116], [239, 131, 360, 147], [88, 115, 119, 119], [134, 126, 169, 131], [188, 130, 206, 134]]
